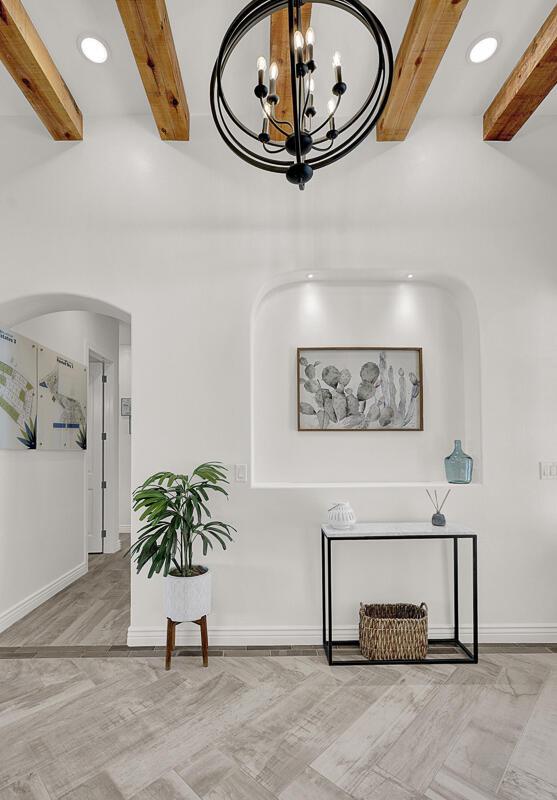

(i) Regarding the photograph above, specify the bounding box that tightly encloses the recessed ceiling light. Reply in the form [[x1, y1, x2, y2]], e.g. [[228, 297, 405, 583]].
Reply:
[[468, 36, 498, 64], [307, 273, 314, 279], [407, 273, 414, 280], [79, 36, 109, 64]]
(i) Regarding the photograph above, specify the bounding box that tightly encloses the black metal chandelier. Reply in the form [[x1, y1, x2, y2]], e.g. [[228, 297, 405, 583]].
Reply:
[[210, 0, 393, 190]]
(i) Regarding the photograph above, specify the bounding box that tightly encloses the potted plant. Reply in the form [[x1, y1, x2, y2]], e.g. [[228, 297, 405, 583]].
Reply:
[[128, 462, 236, 625]]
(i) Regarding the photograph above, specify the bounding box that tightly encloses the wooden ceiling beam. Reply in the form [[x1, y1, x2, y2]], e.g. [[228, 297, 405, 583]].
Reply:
[[484, 6, 557, 141], [269, 3, 312, 142], [115, 0, 189, 141], [0, 0, 82, 140], [377, 0, 468, 142]]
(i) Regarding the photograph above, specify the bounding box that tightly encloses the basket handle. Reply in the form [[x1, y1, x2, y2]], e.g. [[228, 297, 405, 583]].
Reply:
[[420, 602, 428, 616]]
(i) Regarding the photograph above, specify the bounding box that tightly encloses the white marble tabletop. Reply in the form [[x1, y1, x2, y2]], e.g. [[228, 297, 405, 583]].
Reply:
[[322, 522, 476, 538]]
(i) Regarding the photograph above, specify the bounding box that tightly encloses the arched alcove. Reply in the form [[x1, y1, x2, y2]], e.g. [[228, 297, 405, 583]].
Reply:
[[251, 272, 482, 487]]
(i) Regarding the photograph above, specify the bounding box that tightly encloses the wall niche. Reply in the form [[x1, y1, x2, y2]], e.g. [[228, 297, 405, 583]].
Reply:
[[251, 277, 481, 487]]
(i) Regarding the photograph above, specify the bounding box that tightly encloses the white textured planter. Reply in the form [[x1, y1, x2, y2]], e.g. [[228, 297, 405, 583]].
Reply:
[[328, 501, 357, 530], [164, 568, 211, 622]]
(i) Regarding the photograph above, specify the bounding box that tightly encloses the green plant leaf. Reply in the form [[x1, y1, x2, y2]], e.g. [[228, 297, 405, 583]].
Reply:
[[130, 463, 236, 576]]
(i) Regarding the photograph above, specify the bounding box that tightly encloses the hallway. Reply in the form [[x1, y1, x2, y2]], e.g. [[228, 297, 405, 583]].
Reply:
[[0, 537, 130, 647]]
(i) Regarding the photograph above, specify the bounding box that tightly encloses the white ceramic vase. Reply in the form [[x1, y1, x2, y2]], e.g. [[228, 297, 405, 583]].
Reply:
[[328, 501, 356, 530], [163, 568, 211, 622]]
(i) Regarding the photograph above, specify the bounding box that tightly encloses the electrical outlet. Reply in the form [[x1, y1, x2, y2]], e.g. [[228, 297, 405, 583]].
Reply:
[[539, 462, 557, 479], [235, 464, 248, 482]]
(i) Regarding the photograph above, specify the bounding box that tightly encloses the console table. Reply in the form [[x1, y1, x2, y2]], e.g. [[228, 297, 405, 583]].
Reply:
[[321, 522, 478, 666]]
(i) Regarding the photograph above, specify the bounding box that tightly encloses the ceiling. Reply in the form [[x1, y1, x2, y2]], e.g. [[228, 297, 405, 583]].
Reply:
[[0, 0, 556, 125]]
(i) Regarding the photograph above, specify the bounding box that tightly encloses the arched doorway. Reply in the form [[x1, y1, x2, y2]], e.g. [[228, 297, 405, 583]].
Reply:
[[0, 293, 132, 649]]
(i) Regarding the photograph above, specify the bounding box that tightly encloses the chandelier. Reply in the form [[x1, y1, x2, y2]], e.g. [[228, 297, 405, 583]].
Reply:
[[210, 0, 393, 190]]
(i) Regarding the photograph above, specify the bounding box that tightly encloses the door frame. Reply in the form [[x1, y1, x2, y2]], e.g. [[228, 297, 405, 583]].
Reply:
[[84, 344, 117, 565]]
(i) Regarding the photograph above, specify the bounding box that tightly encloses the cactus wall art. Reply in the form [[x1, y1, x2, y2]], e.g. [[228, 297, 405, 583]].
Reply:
[[297, 348, 423, 431]]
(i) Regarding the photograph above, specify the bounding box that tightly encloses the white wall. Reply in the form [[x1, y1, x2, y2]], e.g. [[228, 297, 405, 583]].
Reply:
[[0, 310, 120, 632], [119, 343, 132, 532], [0, 113, 556, 644]]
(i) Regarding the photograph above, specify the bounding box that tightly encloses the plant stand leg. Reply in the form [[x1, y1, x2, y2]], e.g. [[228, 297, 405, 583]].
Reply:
[[200, 615, 208, 667], [193, 616, 209, 667], [165, 618, 175, 671]]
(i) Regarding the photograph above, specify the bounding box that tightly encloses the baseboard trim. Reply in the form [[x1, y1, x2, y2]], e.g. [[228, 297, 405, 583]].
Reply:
[[127, 622, 557, 647], [0, 562, 87, 634], [119, 525, 131, 534]]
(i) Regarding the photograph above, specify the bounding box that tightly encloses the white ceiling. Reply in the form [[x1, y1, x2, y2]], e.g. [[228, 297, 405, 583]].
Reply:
[[0, 0, 555, 123]]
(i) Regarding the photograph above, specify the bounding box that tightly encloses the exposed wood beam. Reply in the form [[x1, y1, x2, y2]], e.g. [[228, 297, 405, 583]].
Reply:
[[377, 0, 468, 142], [269, 4, 312, 142], [484, 6, 557, 141], [0, 0, 82, 140], [115, 0, 189, 141]]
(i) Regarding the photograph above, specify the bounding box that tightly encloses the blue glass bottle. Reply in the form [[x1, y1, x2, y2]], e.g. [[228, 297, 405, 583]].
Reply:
[[444, 440, 473, 484]]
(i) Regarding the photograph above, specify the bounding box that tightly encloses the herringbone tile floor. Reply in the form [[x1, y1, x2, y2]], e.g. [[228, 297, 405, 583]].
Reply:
[[0, 651, 555, 799]]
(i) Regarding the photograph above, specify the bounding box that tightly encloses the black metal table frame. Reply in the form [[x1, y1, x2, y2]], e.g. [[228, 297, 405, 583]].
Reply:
[[321, 528, 478, 666]]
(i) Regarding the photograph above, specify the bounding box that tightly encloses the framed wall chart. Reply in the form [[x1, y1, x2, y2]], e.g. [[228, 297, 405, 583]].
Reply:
[[37, 346, 87, 450], [298, 347, 423, 431], [0, 328, 37, 449]]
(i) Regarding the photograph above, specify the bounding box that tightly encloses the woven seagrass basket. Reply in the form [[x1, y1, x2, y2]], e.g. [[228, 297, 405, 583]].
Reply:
[[359, 602, 428, 661]]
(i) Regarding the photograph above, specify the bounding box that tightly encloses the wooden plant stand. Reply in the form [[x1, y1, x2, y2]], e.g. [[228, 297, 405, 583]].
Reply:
[[165, 615, 208, 670]]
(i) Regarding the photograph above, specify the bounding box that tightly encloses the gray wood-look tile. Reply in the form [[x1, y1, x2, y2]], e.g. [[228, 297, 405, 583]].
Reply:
[[223, 680, 379, 795], [0, 653, 555, 800], [0, 774, 51, 800], [204, 767, 277, 800], [277, 766, 354, 800], [377, 683, 484, 793], [351, 768, 422, 800], [311, 667, 443, 794], [425, 768, 499, 799], [503, 668, 557, 788], [442, 659, 548, 793], [498, 766, 557, 800], [130, 771, 200, 799], [176, 749, 237, 798], [59, 771, 125, 799]]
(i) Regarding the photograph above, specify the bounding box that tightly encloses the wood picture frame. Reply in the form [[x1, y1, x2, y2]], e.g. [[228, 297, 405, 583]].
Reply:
[[297, 347, 423, 432]]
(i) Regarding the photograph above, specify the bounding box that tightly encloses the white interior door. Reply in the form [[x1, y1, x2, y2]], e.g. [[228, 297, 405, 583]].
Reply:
[[87, 360, 103, 553]]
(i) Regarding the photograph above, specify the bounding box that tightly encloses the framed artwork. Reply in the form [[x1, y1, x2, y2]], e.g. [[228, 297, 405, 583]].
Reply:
[[37, 346, 87, 450], [0, 328, 37, 449], [297, 347, 423, 431]]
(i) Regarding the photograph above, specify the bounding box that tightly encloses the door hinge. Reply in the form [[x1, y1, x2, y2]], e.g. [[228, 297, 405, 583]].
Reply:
[[101, 432, 107, 441], [101, 480, 107, 489], [102, 375, 107, 383], [101, 530, 107, 539]]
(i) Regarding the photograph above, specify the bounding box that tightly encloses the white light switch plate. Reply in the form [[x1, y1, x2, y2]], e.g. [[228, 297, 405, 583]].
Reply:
[[539, 462, 557, 479], [235, 464, 248, 482]]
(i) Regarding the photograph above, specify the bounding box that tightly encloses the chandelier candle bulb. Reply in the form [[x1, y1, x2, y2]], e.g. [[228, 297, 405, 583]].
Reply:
[[306, 27, 315, 60], [257, 56, 266, 86], [333, 51, 342, 83], [294, 30, 305, 65], [269, 61, 278, 97]]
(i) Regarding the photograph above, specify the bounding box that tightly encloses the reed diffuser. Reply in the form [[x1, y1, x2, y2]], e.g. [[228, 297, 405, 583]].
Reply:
[[427, 489, 451, 527]]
